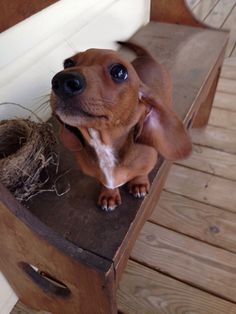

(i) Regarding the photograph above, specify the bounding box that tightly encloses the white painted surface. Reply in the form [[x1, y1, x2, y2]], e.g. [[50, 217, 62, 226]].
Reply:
[[0, 0, 150, 312], [0, 274, 17, 314], [0, 0, 150, 121]]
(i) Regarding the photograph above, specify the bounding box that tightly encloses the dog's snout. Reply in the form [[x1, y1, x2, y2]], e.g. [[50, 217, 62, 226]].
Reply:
[[52, 72, 86, 98]]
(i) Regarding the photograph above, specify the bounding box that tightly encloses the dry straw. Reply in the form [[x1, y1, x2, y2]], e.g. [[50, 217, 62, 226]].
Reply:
[[0, 118, 58, 201]]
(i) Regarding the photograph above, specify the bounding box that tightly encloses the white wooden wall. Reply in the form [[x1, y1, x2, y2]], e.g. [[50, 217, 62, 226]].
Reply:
[[0, 0, 150, 312]]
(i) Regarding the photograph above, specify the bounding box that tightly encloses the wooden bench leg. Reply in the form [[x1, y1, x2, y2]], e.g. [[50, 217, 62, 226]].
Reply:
[[192, 68, 221, 128], [150, 0, 205, 27]]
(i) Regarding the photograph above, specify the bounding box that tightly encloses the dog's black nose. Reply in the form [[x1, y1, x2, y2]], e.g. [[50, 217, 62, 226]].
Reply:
[[51, 72, 86, 98]]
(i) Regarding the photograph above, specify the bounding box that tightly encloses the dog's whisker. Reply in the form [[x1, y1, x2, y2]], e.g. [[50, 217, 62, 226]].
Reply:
[[0, 102, 43, 122], [33, 93, 51, 101], [35, 101, 50, 113]]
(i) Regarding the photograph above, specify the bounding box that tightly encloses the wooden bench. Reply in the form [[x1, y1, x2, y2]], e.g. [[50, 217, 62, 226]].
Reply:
[[0, 1, 229, 313]]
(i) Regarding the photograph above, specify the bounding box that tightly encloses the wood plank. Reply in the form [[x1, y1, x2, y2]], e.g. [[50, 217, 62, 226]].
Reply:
[[190, 125, 236, 154], [222, 2, 236, 30], [223, 57, 236, 67], [232, 45, 236, 57], [11, 302, 37, 314], [186, 0, 201, 9], [213, 92, 236, 111], [131, 222, 236, 303], [220, 65, 236, 80], [217, 77, 236, 94], [164, 164, 236, 212], [204, 0, 236, 28], [224, 38, 236, 57], [151, 191, 236, 254], [193, 0, 219, 21], [177, 144, 236, 181], [117, 260, 236, 314], [222, 1, 236, 57], [209, 107, 236, 130]]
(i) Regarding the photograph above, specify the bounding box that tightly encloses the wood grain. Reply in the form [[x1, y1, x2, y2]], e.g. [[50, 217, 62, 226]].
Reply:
[[193, 0, 219, 20], [186, 0, 201, 10], [192, 65, 221, 128], [0, 189, 116, 314], [151, 191, 236, 254], [222, 2, 236, 29], [223, 57, 236, 67], [225, 40, 236, 57], [0, 0, 58, 33], [222, 2, 236, 58], [232, 46, 236, 57], [177, 144, 236, 181], [209, 107, 236, 130], [117, 260, 236, 314], [213, 91, 236, 111], [190, 125, 236, 154], [164, 164, 236, 212], [217, 78, 236, 94], [131, 222, 236, 303], [222, 3, 236, 57], [11, 302, 38, 314], [204, 0, 236, 28], [220, 65, 236, 80]]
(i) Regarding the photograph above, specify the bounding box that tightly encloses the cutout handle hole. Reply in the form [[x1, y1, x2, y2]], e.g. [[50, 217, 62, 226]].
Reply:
[[19, 262, 71, 298]]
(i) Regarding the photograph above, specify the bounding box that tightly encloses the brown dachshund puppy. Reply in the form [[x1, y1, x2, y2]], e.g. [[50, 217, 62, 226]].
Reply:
[[51, 42, 192, 211]]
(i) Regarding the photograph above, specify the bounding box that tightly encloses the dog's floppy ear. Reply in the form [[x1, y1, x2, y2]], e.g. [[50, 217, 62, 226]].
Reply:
[[138, 85, 192, 160]]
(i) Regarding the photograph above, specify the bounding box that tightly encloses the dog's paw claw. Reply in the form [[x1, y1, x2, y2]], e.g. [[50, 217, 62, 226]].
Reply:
[[128, 181, 149, 199], [101, 203, 117, 212], [98, 187, 121, 212]]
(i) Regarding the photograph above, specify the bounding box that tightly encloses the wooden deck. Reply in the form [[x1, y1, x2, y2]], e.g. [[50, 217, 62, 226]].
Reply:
[[117, 1, 236, 313], [12, 1, 236, 313]]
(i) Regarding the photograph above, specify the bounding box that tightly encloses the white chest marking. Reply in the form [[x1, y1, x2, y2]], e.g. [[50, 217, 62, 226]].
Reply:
[[88, 128, 116, 189]]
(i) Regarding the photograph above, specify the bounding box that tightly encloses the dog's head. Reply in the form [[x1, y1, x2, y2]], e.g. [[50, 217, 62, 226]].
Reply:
[[51, 48, 142, 130], [51, 46, 192, 160]]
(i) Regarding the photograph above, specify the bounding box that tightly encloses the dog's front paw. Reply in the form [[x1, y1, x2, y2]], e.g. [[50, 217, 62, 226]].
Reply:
[[98, 187, 121, 212], [128, 175, 150, 198]]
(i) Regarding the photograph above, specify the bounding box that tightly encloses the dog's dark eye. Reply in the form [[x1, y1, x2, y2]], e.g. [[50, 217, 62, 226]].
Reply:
[[63, 58, 76, 69], [109, 64, 128, 82]]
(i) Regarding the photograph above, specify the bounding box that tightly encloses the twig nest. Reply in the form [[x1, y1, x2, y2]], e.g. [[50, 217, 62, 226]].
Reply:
[[0, 119, 57, 201]]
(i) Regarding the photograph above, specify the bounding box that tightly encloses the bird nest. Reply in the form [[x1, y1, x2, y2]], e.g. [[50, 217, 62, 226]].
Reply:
[[0, 119, 58, 202]]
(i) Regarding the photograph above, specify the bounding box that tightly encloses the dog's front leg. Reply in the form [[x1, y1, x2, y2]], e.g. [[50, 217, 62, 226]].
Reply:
[[98, 186, 121, 212]]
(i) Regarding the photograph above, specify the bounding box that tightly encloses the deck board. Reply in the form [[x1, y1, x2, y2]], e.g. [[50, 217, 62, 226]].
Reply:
[[151, 191, 236, 254], [204, 0, 236, 28], [220, 65, 236, 80], [222, 4, 236, 57], [217, 77, 236, 94], [164, 164, 236, 213], [177, 144, 236, 181], [131, 223, 236, 303], [117, 260, 236, 314], [209, 107, 236, 130], [193, 0, 219, 20], [213, 92, 236, 111], [190, 125, 236, 154]]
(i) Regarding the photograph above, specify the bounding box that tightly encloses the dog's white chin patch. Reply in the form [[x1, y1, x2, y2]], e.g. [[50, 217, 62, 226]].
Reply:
[[88, 128, 117, 189]]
